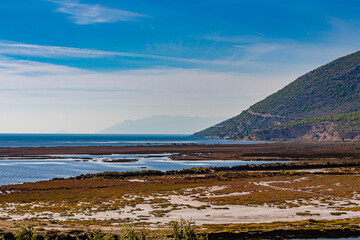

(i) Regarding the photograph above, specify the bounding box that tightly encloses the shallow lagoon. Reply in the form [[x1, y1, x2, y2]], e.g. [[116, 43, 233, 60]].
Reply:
[[0, 154, 283, 186]]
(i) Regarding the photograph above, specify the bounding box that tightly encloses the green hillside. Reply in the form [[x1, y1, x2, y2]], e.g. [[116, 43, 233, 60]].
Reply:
[[192, 111, 289, 139], [194, 51, 360, 141]]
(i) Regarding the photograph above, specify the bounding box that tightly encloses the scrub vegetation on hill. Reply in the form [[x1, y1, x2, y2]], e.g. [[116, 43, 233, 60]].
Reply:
[[194, 51, 360, 141], [252, 51, 360, 118], [280, 110, 360, 132]]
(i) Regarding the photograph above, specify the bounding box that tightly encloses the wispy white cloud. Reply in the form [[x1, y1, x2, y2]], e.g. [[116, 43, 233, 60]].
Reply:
[[234, 43, 281, 60], [48, 0, 147, 24], [2, 17, 360, 76], [0, 56, 82, 75], [0, 41, 112, 58], [202, 35, 266, 43], [324, 17, 360, 45], [0, 41, 314, 73], [0, 41, 210, 64], [203, 28, 360, 69]]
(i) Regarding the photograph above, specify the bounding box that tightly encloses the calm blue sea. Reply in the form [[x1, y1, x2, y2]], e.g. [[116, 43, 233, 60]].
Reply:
[[0, 134, 245, 148]]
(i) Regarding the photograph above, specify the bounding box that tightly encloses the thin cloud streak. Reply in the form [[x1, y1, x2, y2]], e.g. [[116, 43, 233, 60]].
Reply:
[[0, 88, 140, 93], [0, 42, 113, 58], [0, 40, 313, 72], [0, 56, 83, 75], [1, 20, 360, 74], [0, 40, 355, 77], [0, 41, 210, 63], [0, 41, 248, 68], [48, 0, 147, 24]]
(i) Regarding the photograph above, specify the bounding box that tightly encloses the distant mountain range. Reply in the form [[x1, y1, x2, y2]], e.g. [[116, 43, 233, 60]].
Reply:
[[99, 115, 225, 134], [194, 51, 360, 142]]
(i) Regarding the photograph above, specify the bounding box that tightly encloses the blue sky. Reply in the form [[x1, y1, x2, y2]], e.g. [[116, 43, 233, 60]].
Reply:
[[0, 0, 360, 133]]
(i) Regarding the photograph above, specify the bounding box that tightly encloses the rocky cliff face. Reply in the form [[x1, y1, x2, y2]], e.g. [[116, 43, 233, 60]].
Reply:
[[252, 122, 338, 141], [253, 121, 360, 142]]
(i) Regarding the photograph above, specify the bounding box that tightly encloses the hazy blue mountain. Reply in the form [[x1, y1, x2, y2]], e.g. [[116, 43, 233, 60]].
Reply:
[[99, 115, 225, 134]]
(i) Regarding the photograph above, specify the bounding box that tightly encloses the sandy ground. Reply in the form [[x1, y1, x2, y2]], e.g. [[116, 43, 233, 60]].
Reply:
[[1, 181, 360, 225], [2, 198, 359, 225]]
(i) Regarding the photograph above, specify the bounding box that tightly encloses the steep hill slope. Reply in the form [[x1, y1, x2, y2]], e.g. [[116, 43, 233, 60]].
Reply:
[[194, 51, 360, 141]]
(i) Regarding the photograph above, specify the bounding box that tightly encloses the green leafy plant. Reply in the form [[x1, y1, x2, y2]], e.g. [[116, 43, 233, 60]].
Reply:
[[14, 225, 37, 240], [121, 225, 147, 240], [89, 229, 115, 240], [171, 218, 207, 240]]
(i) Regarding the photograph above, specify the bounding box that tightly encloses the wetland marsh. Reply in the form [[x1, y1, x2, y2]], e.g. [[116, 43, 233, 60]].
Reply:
[[1, 143, 360, 238]]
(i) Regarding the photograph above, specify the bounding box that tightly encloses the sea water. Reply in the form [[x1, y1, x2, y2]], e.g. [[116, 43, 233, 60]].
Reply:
[[0, 133, 248, 147]]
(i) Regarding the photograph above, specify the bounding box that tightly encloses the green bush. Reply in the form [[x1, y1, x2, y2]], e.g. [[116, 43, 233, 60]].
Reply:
[[171, 219, 207, 240], [89, 229, 115, 240], [14, 225, 37, 240], [121, 225, 147, 240]]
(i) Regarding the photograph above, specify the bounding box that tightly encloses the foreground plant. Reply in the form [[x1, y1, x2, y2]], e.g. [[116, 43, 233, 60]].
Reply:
[[89, 229, 115, 240], [171, 218, 207, 240], [121, 225, 148, 240], [0, 220, 207, 240], [14, 225, 37, 240]]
